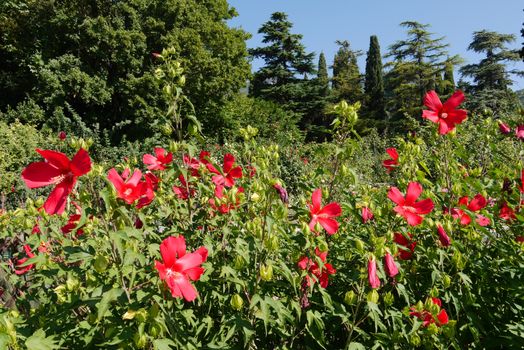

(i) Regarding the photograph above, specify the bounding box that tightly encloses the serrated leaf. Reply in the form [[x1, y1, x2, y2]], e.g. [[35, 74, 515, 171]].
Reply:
[[25, 329, 58, 350]]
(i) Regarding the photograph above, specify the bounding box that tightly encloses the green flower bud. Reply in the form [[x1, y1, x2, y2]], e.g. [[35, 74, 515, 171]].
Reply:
[[409, 333, 421, 346], [443, 320, 456, 338], [301, 222, 311, 236], [250, 192, 261, 202], [260, 263, 273, 281], [429, 287, 439, 298], [355, 239, 365, 253], [135, 308, 148, 323], [344, 291, 357, 305], [234, 255, 245, 270], [66, 276, 80, 292], [148, 322, 162, 338], [367, 290, 379, 304], [93, 255, 109, 273], [230, 294, 244, 311], [442, 275, 451, 288], [384, 292, 394, 306], [133, 333, 147, 349], [427, 323, 439, 335]]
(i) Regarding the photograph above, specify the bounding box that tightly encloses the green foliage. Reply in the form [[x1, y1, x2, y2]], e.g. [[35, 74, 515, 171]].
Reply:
[[364, 35, 385, 124], [332, 40, 363, 105], [0, 0, 250, 141]]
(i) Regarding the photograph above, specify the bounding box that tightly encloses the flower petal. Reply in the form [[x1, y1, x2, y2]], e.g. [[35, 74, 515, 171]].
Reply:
[[36, 149, 70, 170], [44, 178, 75, 215], [311, 189, 322, 213], [319, 202, 342, 217], [413, 198, 434, 214], [223, 153, 235, 173], [387, 187, 405, 205], [422, 110, 440, 123], [319, 217, 339, 235], [107, 168, 124, 193], [21, 162, 62, 188], [386, 147, 398, 160], [405, 182, 422, 204], [468, 194, 487, 211], [70, 149, 92, 176], [423, 91, 443, 112], [160, 236, 186, 267], [443, 90, 465, 111], [174, 251, 204, 272]]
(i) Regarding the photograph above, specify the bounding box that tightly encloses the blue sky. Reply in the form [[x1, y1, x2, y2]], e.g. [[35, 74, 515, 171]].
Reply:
[[228, 0, 524, 90]]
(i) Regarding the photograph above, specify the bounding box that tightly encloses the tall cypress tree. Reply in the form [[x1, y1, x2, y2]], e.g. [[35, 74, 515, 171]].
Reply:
[[332, 40, 362, 104], [364, 35, 385, 120], [441, 61, 455, 95], [317, 52, 329, 93]]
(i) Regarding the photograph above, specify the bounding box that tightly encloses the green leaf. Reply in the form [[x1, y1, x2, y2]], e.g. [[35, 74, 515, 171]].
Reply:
[[25, 329, 58, 350], [347, 342, 366, 350], [96, 288, 123, 321], [154, 339, 176, 350]]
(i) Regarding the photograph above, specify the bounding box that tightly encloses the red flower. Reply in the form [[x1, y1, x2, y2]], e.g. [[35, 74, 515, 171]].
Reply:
[[143, 148, 173, 171], [437, 225, 451, 247], [107, 168, 155, 207], [61, 214, 84, 236], [368, 256, 380, 289], [516, 236, 524, 243], [209, 185, 244, 214], [15, 245, 35, 275], [498, 121, 511, 134], [384, 252, 398, 278], [516, 125, 524, 139], [451, 194, 489, 226], [519, 170, 524, 194], [173, 175, 195, 200], [422, 90, 467, 135], [361, 207, 374, 223], [297, 248, 336, 288], [155, 236, 208, 302], [58, 131, 67, 140], [183, 154, 201, 177], [499, 201, 516, 221], [410, 298, 449, 327], [388, 182, 434, 226], [394, 233, 416, 260], [308, 189, 342, 235], [21, 149, 92, 215], [383, 148, 399, 173], [208, 153, 243, 188]]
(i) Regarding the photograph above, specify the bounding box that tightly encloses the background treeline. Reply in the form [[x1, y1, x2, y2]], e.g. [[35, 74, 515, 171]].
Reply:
[[0, 2, 523, 194]]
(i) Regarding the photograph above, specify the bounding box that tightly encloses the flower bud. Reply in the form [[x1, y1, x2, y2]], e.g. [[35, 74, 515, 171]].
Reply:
[[93, 255, 109, 273], [427, 323, 439, 335], [409, 333, 421, 346], [230, 294, 244, 310], [384, 291, 394, 306], [367, 290, 379, 304], [250, 192, 261, 202], [260, 263, 273, 281], [66, 276, 80, 292], [344, 290, 357, 305], [442, 274, 451, 288], [355, 239, 365, 253], [133, 333, 147, 349], [234, 255, 245, 270]]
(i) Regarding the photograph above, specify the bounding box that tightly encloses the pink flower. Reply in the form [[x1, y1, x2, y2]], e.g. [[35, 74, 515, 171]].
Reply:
[[388, 182, 434, 226], [422, 90, 467, 135], [21, 149, 92, 215], [361, 207, 374, 223], [384, 252, 398, 278], [437, 225, 451, 247], [308, 189, 342, 235], [155, 236, 208, 302], [143, 148, 173, 171], [273, 183, 289, 204], [516, 125, 524, 139], [15, 245, 35, 275], [498, 121, 511, 134], [368, 257, 380, 289], [383, 148, 399, 173]]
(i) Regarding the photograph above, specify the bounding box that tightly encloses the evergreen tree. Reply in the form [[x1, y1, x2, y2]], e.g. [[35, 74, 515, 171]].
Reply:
[[460, 30, 522, 91], [441, 61, 455, 95], [364, 35, 385, 120], [460, 30, 523, 115], [332, 40, 363, 104], [384, 21, 460, 129], [317, 52, 329, 93], [249, 12, 315, 106]]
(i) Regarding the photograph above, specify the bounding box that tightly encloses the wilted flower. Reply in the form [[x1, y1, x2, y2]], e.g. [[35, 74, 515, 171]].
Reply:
[[437, 225, 451, 247], [394, 233, 417, 260], [15, 245, 35, 275], [273, 183, 289, 204], [498, 121, 511, 134], [361, 207, 374, 223]]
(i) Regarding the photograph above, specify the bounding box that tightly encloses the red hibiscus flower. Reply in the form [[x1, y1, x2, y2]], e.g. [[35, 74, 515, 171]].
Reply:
[[499, 201, 516, 221], [383, 148, 399, 173], [207, 153, 243, 188], [183, 154, 201, 177], [297, 248, 336, 288], [384, 252, 398, 278], [107, 168, 155, 207], [394, 233, 417, 260], [15, 245, 35, 275], [388, 182, 434, 226], [422, 90, 467, 135], [143, 148, 173, 171], [368, 256, 380, 289], [451, 194, 489, 226], [209, 185, 244, 214], [361, 207, 374, 223], [308, 189, 342, 235], [21, 149, 92, 215], [437, 225, 451, 247], [173, 175, 195, 200], [410, 298, 449, 327], [519, 170, 524, 194], [155, 236, 208, 302]]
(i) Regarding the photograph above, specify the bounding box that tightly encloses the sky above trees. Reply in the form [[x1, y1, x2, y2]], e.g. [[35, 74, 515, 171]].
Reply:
[[228, 0, 524, 90]]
